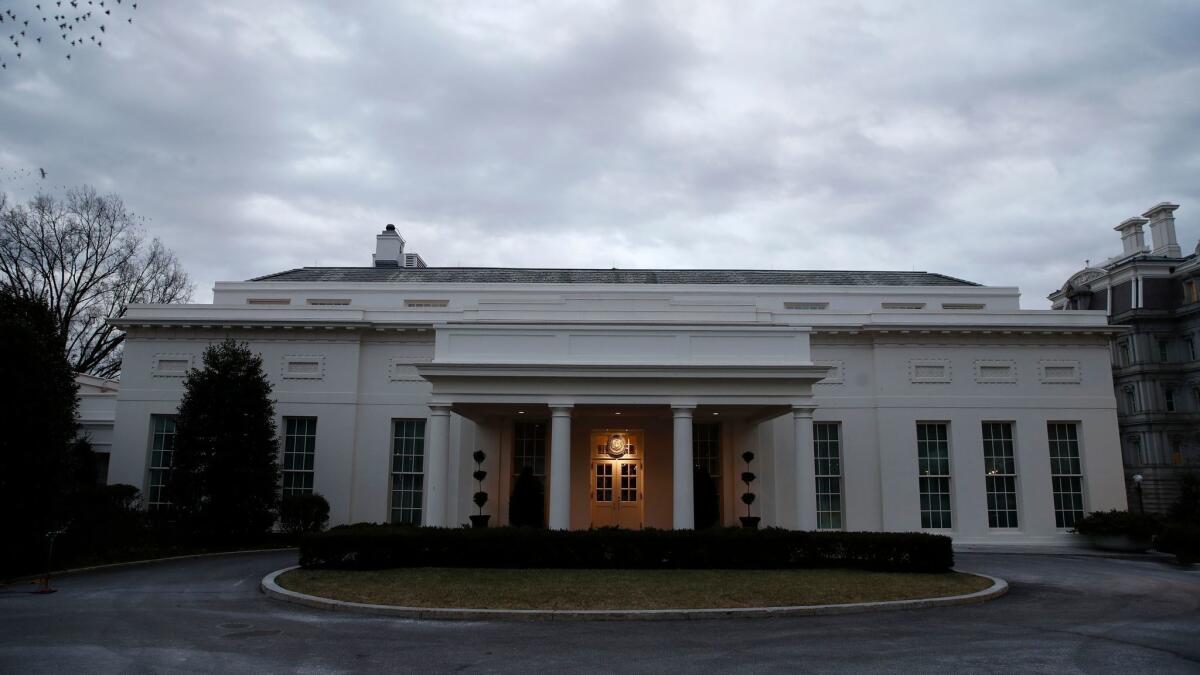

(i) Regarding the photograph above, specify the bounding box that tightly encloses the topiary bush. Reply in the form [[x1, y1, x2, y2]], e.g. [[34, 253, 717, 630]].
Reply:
[[299, 525, 955, 573], [280, 493, 331, 535]]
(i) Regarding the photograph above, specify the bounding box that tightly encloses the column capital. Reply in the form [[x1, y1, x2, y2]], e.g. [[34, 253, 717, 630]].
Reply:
[[791, 406, 815, 418], [671, 404, 697, 418], [428, 403, 453, 415], [549, 404, 574, 416]]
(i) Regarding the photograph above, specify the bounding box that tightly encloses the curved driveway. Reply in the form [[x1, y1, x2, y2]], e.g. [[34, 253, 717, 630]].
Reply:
[[1, 551, 1197, 673]]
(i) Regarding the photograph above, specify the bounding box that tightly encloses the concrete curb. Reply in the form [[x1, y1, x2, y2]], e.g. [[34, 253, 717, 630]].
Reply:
[[4, 548, 298, 585], [260, 567, 1008, 622]]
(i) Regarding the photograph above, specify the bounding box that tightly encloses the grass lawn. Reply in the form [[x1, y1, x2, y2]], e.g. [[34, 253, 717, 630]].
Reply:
[[278, 568, 992, 610]]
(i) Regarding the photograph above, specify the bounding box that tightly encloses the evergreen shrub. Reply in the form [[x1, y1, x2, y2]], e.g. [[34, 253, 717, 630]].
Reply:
[[299, 525, 954, 573]]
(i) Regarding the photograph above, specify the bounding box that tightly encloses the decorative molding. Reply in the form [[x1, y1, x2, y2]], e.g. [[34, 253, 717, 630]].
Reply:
[[281, 355, 326, 380], [909, 358, 952, 384], [151, 353, 193, 377], [974, 359, 1017, 384], [813, 360, 844, 385], [1038, 360, 1081, 384], [389, 354, 434, 381]]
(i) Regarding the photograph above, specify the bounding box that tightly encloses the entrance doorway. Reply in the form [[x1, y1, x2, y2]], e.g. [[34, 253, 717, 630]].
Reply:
[[589, 429, 644, 529]]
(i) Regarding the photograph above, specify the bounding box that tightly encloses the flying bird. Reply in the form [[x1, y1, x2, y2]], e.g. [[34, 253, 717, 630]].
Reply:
[[39, 168, 46, 178]]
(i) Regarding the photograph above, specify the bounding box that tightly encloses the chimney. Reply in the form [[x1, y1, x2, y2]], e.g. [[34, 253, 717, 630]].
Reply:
[[1114, 216, 1149, 257], [1142, 202, 1181, 258], [373, 224, 405, 268]]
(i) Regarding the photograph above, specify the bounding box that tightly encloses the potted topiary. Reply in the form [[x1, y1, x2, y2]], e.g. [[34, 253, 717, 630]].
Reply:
[[1072, 509, 1162, 552], [469, 450, 490, 528], [740, 451, 760, 529]]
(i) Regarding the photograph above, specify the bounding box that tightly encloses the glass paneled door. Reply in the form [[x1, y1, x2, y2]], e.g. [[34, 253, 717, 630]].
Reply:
[[590, 459, 643, 528]]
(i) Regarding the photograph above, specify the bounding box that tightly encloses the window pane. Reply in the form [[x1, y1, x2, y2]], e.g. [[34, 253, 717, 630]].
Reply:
[[982, 422, 1019, 528], [813, 422, 842, 530], [147, 415, 177, 510], [917, 423, 952, 529], [391, 419, 427, 525], [282, 417, 318, 497], [1048, 423, 1084, 528]]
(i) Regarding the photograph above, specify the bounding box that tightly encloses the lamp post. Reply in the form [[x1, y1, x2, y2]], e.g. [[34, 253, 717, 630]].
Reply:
[[1132, 474, 1145, 514]]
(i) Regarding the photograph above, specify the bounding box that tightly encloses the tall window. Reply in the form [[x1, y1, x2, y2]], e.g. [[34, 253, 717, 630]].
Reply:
[[916, 423, 952, 529], [693, 422, 722, 515], [1048, 423, 1085, 528], [282, 417, 317, 497], [147, 415, 177, 510], [1118, 341, 1131, 366], [1187, 337, 1196, 361], [982, 423, 1018, 528], [513, 421, 547, 482], [1158, 339, 1170, 363], [390, 419, 426, 525], [1165, 388, 1177, 413], [1124, 386, 1138, 414], [813, 422, 842, 530]]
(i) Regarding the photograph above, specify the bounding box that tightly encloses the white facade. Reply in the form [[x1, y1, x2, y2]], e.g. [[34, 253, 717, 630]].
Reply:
[[107, 231, 1127, 545], [76, 373, 119, 485]]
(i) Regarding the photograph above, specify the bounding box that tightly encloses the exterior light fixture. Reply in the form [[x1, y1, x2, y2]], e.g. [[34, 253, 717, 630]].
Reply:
[[517, 410, 526, 415]]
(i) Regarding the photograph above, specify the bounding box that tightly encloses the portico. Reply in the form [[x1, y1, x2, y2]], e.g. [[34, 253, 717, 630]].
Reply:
[[415, 322, 828, 530]]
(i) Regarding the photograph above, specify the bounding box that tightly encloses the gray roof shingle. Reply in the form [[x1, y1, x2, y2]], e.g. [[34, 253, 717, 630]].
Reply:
[[249, 267, 979, 286]]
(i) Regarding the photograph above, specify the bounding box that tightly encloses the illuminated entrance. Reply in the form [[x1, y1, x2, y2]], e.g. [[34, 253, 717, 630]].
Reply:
[[589, 429, 644, 529]]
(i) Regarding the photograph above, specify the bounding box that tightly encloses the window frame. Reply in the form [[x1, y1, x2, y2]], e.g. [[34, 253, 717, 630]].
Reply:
[[1047, 422, 1085, 529], [146, 414, 178, 511], [281, 416, 317, 497], [916, 422, 953, 530], [389, 418, 427, 525], [692, 422, 722, 517], [981, 422, 1019, 529], [813, 422, 843, 530]]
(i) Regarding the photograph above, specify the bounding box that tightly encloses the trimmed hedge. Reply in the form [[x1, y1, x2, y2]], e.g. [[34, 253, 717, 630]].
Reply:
[[299, 525, 954, 573], [1072, 509, 1162, 540]]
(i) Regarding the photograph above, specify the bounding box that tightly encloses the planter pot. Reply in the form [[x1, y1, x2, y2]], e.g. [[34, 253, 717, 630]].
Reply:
[[1085, 534, 1152, 553], [739, 516, 760, 529], [469, 515, 490, 529]]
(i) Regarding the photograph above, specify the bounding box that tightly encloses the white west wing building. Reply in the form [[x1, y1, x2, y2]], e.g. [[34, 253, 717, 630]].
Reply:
[[108, 225, 1126, 544]]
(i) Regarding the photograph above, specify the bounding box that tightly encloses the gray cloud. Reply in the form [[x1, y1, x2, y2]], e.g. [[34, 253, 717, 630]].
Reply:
[[1, 0, 1197, 306]]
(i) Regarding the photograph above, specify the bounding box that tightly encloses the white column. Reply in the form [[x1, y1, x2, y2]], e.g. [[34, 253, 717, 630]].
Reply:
[[672, 405, 695, 529], [793, 407, 817, 531], [549, 405, 573, 530], [424, 404, 452, 527]]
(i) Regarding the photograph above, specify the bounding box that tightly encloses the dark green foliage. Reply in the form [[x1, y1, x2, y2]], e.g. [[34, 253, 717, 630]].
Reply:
[[0, 290, 79, 576], [299, 526, 955, 573], [167, 339, 280, 543], [693, 465, 720, 529], [1155, 523, 1200, 564], [1170, 473, 1200, 525], [1072, 509, 1163, 540], [472, 451, 488, 516], [60, 484, 147, 558], [508, 466, 544, 527], [280, 493, 331, 535]]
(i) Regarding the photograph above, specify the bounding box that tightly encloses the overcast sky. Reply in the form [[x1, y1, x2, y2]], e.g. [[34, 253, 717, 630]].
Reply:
[[2, 1, 1198, 307]]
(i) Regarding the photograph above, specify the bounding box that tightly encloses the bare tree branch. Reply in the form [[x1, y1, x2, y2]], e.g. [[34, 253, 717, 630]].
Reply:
[[0, 186, 194, 379]]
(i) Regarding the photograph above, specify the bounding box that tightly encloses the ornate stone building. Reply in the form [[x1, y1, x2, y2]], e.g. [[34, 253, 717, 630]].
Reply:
[[1050, 202, 1200, 513]]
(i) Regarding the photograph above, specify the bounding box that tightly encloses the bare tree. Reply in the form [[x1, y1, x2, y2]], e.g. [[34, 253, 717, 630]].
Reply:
[[0, 186, 193, 379]]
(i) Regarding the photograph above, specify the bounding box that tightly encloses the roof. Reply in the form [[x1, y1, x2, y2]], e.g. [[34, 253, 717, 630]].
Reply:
[[248, 267, 980, 287]]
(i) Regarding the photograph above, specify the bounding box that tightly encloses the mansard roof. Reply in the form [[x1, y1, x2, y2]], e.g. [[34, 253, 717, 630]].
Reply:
[[249, 267, 979, 287]]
